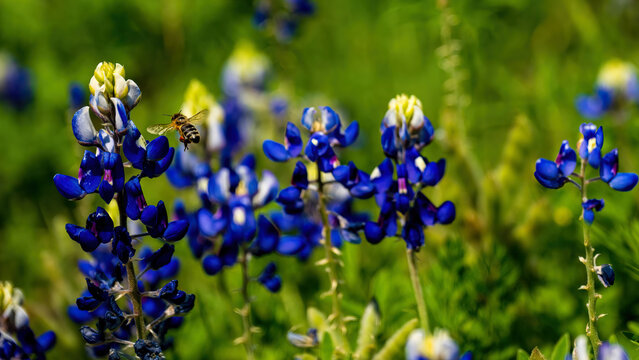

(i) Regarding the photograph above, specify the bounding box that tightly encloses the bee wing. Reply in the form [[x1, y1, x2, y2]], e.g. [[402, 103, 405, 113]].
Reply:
[[146, 123, 176, 135], [187, 109, 210, 125]]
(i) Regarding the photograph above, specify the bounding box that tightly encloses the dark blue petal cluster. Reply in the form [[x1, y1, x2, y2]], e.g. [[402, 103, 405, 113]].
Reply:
[[534, 141, 577, 189], [364, 95, 455, 249], [263, 106, 372, 254], [534, 123, 638, 227], [54, 62, 194, 359]]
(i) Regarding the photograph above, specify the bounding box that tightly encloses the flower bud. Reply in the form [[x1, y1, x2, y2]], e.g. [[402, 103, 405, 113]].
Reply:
[[113, 73, 128, 99]]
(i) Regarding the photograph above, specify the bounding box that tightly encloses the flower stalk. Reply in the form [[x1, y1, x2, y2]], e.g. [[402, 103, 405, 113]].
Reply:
[[117, 182, 145, 340], [406, 248, 429, 334], [579, 160, 601, 356], [238, 248, 256, 360], [317, 167, 349, 355]]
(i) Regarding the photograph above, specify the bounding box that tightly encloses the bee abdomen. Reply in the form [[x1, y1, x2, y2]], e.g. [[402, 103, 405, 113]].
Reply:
[[182, 124, 200, 143]]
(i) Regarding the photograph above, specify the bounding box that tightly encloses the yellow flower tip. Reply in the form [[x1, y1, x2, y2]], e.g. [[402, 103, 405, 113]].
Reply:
[[598, 59, 636, 91], [183, 79, 217, 117], [389, 94, 423, 120]]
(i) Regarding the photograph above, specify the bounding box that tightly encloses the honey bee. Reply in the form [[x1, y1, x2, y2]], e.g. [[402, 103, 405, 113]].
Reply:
[[146, 110, 209, 150]]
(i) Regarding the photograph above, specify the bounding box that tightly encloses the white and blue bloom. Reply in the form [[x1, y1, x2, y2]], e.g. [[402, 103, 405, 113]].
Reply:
[[576, 60, 639, 119]]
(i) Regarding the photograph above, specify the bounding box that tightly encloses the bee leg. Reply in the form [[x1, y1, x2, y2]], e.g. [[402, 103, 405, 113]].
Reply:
[[184, 143, 188, 151]]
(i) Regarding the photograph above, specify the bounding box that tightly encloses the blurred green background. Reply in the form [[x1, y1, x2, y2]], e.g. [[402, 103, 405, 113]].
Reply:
[[2, 0, 639, 358]]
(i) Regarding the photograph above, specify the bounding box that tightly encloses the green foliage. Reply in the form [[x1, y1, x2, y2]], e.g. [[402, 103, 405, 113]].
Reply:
[[550, 334, 570, 360], [371, 318, 418, 360]]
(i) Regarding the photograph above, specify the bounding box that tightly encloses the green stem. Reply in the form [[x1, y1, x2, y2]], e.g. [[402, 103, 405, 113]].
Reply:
[[579, 160, 600, 356], [406, 248, 429, 333], [238, 249, 255, 360], [317, 168, 349, 355], [117, 193, 145, 339]]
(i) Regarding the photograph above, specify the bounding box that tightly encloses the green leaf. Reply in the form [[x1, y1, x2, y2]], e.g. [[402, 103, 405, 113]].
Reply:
[[517, 349, 530, 360], [319, 332, 334, 360], [371, 318, 418, 360], [615, 332, 639, 359], [622, 331, 639, 346], [550, 334, 570, 360], [530, 347, 547, 360], [354, 299, 381, 360]]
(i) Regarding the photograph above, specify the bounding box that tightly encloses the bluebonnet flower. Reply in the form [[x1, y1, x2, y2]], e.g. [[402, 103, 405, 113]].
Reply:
[[263, 106, 373, 249], [0, 53, 33, 109], [194, 154, 285, 274], [582, 199, 604, 225], [598, 342, 629, 360], [0, 282, 56, 359], [252, 0, 315, 42], [535, 123, 638, 195], [593, 255, 615, 288], [405, 329, 471, 360], [576, 60, 639, 119], [54, 62, 194, 359], [364, 95, 455, 249], [534, 141, 577, 189], [221, 41, 271, 98], [536, 123, 637, 353]]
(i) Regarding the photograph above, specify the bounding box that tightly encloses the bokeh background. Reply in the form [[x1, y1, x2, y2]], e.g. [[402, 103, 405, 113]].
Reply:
[[2, 0, 639, 358]]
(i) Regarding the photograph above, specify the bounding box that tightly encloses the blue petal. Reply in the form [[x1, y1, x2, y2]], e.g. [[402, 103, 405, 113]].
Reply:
[[164, 220, 189, 242], [79, 151, 101, 193], [145, 147, 175, 178], [321, 106, 340, 132], [263, 275, 282, 293], [198, 208, 227, 237], [371, 158, 394, 193], [123, 126, 146, 168], [276, 186, 302, 204], [422, 159, 446, 186], [253, 170, 279, 207], [209, 168, 231, 203], [340, 121, 359, 147], [263, 140, 290, 162], [351, 181, 375, 199], [72, 106, 97, 144], [292, 161, 309, 189], [437, 201, 456, 224], [111, 98, 128, 132], [54, 174, 86, 200], [68, 305, 94, 323], [254, 215, 279, 255], [535, 158, 560, 180], [202, 255, 223, 275], [583, 209, 594, 224], [285, 122, 303, 157], [140, 204, 162, 231], [381, 126, 398, 158], [146, 136, 169, 161], [364, 221, 384, 244], [301, 107, 315, 130], [65, 224, 100, 252], [609, 172, 638, 191], [600, 149, 618, 183], [277, 235, 305, 255]]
